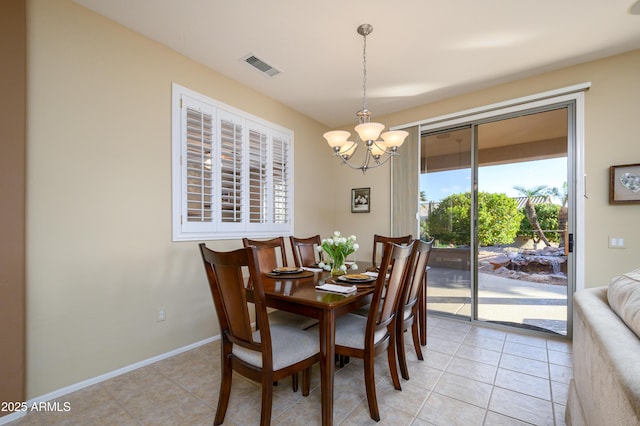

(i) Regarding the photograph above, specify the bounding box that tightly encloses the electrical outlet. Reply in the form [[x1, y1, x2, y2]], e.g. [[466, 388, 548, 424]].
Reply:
[[157, 307, 166, 322], [608, 236, 626, 249]]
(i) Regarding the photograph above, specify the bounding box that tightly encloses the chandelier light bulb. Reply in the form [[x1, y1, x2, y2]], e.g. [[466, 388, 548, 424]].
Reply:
[[338, 141, 357, 158], [323, 130, 351, 149], [369, 142, 387, 158], [380, 130, 409, 148], [355, 122, 385, 142]]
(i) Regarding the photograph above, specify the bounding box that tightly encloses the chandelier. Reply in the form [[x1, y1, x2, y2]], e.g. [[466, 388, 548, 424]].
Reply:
[[323, 24, 408, 173]]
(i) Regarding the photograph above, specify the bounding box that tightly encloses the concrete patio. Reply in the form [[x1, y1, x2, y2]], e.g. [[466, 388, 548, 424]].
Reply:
[[427, 267, 569, 335]]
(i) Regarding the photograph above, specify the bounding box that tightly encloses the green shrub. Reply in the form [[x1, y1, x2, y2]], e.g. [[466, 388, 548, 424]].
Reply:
[[427, 192, 522, 246]]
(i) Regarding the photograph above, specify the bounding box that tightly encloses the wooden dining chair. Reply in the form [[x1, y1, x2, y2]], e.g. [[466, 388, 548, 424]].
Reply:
[[369, 234, 413, 271], [289, 235, 323, 267], [242, 237, 289, 271], [242, 237, 318, 391], [198, 244, 319, 426], [334, 240, 415, 421], [396, 238, 433, 380], [241, 237, 317, 329]]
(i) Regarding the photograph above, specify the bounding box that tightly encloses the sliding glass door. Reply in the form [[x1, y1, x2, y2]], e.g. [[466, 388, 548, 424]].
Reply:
[[420, 106, 572, 336], [420, 126, 473, 320]]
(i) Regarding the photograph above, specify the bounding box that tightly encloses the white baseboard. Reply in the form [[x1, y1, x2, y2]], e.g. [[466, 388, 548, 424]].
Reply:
[[0, 334, 220, 425]]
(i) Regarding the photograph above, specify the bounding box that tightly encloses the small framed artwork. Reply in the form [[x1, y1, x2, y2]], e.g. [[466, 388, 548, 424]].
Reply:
[[351, 187, 370, 213], [610, 163, 640, 204]]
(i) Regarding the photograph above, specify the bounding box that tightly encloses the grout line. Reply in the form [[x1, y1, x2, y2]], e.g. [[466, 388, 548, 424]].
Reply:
[[9, 317, 573, 426], [100, 382, 144, 426], [546, 341, 561, 425]]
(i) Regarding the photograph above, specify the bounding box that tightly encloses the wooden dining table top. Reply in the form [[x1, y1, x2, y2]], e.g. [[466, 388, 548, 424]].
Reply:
[[261, 270, 375, 311]]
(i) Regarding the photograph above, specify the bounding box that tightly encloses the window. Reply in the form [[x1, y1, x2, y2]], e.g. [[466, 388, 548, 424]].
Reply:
[[172, 84, 293, 241]]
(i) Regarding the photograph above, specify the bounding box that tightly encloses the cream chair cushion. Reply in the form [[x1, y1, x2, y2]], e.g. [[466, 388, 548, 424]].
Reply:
[[334, 313, 388, 349], [233, 325, 319, 370], [267, 309, 318, 330]]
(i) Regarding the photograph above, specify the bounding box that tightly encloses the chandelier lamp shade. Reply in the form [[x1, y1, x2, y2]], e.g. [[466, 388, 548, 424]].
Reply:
[[323, 24, 408, 173]]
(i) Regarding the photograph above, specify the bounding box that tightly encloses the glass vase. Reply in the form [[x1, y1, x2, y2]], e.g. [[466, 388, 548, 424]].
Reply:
[[330, 252, 346, 277]]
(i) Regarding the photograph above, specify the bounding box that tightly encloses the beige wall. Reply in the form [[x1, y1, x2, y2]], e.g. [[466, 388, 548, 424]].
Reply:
[[0, 0, 26, 410], [27, 0, 334, 398], [26, 0, 640, 399]]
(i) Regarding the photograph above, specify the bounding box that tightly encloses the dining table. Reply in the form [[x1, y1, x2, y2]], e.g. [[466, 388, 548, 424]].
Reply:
[[250, 260, 430, 425], [257, 266, 376, 426]]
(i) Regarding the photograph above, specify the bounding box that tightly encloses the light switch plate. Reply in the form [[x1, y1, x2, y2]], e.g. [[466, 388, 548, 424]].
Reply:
[[608, 237, 625, 249]]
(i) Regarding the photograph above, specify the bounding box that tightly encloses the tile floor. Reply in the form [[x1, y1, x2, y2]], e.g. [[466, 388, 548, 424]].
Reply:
[[7, 315, 572, 425]]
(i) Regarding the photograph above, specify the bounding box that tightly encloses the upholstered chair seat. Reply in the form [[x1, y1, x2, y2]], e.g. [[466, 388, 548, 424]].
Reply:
[[335, 313, 388, 349], [233, 325, 319, 370], [267, 310, 319, 330]]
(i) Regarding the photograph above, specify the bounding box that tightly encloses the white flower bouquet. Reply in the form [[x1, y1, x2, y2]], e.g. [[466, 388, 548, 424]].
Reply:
[[317, 231, 359, 275]]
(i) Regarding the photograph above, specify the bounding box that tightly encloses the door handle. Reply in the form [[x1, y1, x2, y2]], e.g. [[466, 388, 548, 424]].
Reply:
[[568, 233, 574, 253]]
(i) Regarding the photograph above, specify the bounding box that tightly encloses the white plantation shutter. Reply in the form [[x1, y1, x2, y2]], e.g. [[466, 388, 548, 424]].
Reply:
[[185, 107, 213, 223], [248, 126, 268, 224], [180, 97, 216, 235], [172, 84, 293, 241], [218, 111, 244, 229], [272, 133, 289, 225]]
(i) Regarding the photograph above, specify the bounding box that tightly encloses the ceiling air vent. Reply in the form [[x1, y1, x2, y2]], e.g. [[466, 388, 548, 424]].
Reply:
[[243, 54, 281, 77]]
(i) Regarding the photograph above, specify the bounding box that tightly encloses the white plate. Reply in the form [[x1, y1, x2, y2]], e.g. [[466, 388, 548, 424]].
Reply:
[[338, 274, 376, 283], [272, 267, 303, 274]]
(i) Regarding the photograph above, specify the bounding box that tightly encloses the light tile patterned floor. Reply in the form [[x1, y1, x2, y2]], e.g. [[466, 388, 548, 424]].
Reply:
[[7, 315, 572, 425]]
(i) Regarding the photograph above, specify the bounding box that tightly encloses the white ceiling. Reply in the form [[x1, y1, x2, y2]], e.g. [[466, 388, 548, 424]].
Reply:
[[74, 0, 640, 128]]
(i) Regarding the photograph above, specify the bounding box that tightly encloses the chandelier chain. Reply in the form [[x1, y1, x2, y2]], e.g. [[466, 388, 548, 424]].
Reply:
[[361, 31, 367, 113]]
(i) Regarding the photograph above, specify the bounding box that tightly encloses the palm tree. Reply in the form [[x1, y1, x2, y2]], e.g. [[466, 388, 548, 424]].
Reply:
[[546, 182, 568, 249], [419, 191, 429, 240], [514, 185, 552, 247]]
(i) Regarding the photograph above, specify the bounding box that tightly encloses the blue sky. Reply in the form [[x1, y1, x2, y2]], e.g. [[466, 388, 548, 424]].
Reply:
[[420, 157, 567, 202]]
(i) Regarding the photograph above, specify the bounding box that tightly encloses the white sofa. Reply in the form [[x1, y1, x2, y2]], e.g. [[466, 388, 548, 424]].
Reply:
[[566, 270, 640, 426]]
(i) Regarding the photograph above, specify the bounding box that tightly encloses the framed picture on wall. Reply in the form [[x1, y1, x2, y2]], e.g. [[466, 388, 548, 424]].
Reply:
[[351, 187, 370, 213], [610, 163, 640, 204]]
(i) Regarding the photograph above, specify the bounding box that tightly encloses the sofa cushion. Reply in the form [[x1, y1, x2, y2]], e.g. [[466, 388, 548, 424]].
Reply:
[[608, 268, 640, 339]]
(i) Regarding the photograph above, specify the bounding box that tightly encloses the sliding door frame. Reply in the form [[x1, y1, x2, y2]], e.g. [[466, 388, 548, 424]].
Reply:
[[395, 83, 588, 337]]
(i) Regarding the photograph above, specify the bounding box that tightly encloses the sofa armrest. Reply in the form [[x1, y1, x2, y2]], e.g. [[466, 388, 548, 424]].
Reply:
[[570, 287, 640, 425]]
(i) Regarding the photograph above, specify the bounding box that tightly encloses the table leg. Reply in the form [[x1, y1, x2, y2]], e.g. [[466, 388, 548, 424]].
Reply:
[[419, 274, 427, 346], [319, 310, 335, 426]]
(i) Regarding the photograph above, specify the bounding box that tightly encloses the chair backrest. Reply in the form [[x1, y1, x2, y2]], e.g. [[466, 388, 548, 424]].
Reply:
[[399, 239, 434, 316], [366, 241, 415, 340], [289, 235, 323, 267], [371, 234, 412, 270], [242, 237, 288, 274], [199, 243, 272, 353]]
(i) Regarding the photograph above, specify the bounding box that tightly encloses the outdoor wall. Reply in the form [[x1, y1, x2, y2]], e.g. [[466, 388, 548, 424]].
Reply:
[[336, 49, 640, 290], [27, 0, 334, 398]]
